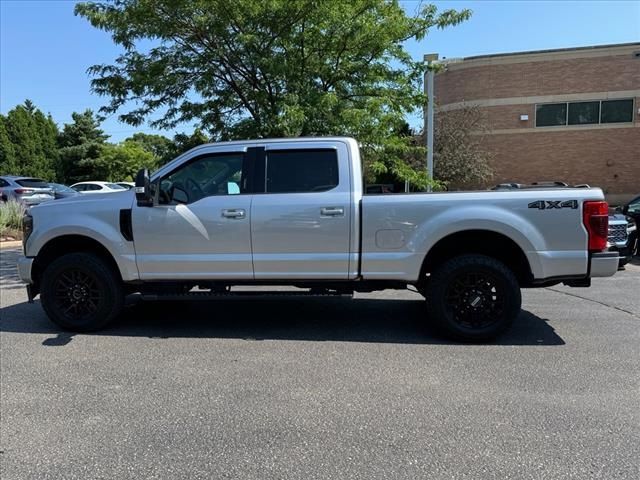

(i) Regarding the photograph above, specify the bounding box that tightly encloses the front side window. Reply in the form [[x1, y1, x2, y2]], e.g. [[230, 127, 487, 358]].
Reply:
[[158, 153, 244, 204], [536, 103, 567, 127], [601, 99, 634, 123], [265, 150, 339, 193]]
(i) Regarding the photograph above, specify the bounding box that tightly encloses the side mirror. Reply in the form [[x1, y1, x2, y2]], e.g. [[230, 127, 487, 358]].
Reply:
[[135, 168, 153, 207]]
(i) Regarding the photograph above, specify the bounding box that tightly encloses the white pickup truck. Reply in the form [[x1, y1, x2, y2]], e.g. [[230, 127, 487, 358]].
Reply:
[[18, 137, 618, 341]]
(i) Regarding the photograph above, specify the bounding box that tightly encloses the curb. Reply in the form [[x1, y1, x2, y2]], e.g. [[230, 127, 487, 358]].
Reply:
[[0, 240, 22, 249]]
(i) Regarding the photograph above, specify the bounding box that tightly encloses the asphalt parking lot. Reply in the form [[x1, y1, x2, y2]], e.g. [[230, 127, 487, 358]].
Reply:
[[1, 246, 639, 479]]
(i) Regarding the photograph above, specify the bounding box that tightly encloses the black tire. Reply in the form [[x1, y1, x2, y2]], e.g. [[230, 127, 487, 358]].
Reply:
[[424, 254, 521, 342], [40, 252, 123, 332]]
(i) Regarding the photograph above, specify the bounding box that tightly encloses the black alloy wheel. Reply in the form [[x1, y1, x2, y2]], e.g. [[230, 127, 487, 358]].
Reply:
[[41, 252, 123, 331], [424, 254, 521, 342]]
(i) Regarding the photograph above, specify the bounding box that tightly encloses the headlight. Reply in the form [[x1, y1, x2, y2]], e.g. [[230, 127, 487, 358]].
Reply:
[[22, 213, 33, 253]]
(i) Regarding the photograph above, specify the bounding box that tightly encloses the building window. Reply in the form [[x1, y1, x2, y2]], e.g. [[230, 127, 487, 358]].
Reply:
[[536, 103, 567, 127], [536, 99, 634, 127], [568, 101, 600, 125], [601, 99, 634, 123]]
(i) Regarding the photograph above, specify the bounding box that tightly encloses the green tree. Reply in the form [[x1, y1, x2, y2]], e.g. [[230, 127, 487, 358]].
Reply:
[[170, 129, 209, 157], [57, 109, 109, 183], [76, 0, 470, 188], [0, 100, 58, 179], [124, 132, 174, 166], [94, 141, 156, 181], [432, 105, 493, 188]]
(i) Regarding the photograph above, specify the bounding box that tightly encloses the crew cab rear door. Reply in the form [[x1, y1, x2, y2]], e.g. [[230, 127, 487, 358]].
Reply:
[[250, 142, 353, 279]]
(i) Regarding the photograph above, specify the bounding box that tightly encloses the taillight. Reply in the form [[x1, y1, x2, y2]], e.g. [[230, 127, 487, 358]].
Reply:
[[583, 200, 608, 252], [15, 188, 34, 195]]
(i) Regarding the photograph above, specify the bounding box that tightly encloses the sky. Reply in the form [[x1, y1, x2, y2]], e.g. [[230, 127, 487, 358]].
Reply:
[[1, 0, 639, 142]]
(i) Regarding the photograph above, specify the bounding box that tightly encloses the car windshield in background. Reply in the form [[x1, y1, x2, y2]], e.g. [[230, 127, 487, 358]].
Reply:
[[106, 183, 126, 190], [49, 183, 76, 193], [16, 178, 49, 188]]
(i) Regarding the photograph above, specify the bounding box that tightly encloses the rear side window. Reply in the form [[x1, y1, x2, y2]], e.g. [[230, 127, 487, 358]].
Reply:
[[0, 179, 9, 187], [106, 183, 126, 190], [16, 178, 49, 188], [265, 150, 339, 193]]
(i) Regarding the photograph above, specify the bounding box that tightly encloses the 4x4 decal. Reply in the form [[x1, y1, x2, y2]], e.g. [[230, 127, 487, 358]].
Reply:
[[528, 200, 578, 210]]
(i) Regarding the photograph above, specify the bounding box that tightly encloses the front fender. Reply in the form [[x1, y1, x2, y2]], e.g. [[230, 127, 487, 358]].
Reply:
[[27, 210, 139, 282]]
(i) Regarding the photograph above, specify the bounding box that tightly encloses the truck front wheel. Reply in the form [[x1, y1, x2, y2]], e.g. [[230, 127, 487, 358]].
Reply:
[[40, 252, 124, 332], [424, 254, 521, 342]]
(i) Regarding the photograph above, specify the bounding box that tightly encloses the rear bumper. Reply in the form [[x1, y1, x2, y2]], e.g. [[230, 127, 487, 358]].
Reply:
[[590, 251, 619, 277], [17, 256, 34, 284]]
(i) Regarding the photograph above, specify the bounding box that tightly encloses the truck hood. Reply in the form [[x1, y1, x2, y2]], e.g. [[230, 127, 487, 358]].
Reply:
[[29, 190, 134, 213]]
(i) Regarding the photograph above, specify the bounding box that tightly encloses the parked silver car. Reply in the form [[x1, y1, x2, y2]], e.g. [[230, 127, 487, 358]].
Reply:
[[0, 176, 54, 206]]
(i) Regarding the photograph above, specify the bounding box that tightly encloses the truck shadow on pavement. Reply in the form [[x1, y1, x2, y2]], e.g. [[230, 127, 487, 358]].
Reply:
[[1, 297, 565, 346]]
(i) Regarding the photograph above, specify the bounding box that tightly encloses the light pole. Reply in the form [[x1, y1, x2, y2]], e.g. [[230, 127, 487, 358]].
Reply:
[[424, 53, 438, 192]]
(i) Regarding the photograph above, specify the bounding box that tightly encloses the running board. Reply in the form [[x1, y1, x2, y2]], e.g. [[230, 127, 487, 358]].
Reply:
[[139, 290, 354, 301]]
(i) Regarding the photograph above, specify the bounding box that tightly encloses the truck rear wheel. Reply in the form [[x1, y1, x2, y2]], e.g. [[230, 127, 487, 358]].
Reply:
[[424, 254, 521, 342], [40, 252, 123, 332]]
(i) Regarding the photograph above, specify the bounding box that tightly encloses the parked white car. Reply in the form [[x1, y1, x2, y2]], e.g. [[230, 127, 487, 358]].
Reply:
[[70, 181, 128, 194]]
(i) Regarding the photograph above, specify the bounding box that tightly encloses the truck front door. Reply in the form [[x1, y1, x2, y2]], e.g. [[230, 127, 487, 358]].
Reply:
[[132, 149, 254, 280]]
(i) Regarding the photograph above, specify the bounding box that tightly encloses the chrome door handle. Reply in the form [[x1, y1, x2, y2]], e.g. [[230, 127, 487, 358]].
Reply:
[[222, 209, 245, 219], [320, 207, 344, 217]]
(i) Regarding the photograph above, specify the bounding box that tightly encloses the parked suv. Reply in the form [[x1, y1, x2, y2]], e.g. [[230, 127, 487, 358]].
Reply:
[[608, 214, 633, 268], [618, 195, 639, 257], [0, 176, 54, 206]]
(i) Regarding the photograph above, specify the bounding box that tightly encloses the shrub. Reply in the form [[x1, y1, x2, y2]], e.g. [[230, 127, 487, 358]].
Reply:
[[0, 200, 25, 237]]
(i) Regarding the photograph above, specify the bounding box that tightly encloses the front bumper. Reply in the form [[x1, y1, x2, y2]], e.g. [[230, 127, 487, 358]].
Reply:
[[590, 251, 619, 277], [17, 256, 34, 284]]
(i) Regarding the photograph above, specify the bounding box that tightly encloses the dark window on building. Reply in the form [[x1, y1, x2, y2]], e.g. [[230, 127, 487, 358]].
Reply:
[[600, 99, 634, 123], [568, 101, 600, 125], [266, 150, 339, 193], [536, 103, 567, 127]]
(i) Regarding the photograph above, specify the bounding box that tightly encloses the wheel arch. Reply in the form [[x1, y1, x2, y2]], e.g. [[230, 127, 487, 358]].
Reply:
[[32, 235, 123, 289], [419, 229, 534, 286]]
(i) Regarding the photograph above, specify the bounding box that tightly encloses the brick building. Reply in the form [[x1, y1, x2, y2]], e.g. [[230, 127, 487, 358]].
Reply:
[[433, 43, 640, 203]]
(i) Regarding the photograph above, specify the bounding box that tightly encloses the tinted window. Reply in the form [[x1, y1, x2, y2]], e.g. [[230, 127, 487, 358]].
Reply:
[[72, 185, 85, 192], [266, 150, 339, 193], [106, 183, 126, 190], [536, 103, 567, 127], [159, 153, 244, 204], [628, 197, 640, 214], [0, 179, 9, 187], [601, 99, 633, 123], [90, 184, 103, 191], [568, 101, 599, 125], [16, 178, 49, 188]]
